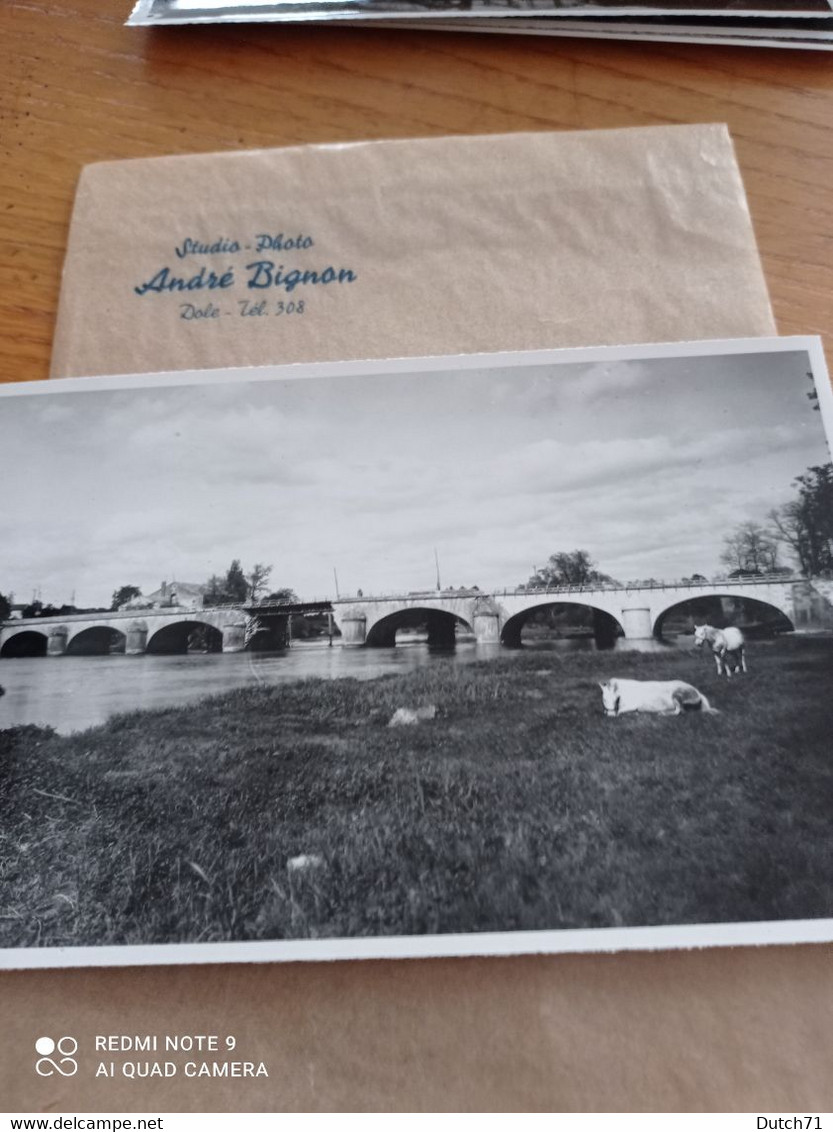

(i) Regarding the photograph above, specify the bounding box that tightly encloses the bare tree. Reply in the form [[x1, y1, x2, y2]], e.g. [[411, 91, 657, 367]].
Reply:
[[719, 521, 781, 575], [247, 563, 273, 601], [769, 504, 812, 576], [770, 463, 833, 577]]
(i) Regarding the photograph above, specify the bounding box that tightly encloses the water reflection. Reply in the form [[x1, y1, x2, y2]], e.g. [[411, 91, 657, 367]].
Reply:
[[0, 634, 687, 735], [519, 635, 680, 656]]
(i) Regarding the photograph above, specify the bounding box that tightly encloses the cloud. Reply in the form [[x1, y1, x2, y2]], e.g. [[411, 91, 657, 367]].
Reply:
[[484, 423, 809, 503], [1, 351, 829, 606]]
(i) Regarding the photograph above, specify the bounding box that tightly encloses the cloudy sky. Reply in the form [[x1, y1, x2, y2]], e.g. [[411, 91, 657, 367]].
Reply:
[[1, 347, 830, 609]]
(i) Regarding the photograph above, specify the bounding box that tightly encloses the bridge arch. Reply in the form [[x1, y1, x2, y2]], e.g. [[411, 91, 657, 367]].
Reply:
[[66, 625, 127, 656], [365, 607, 473, 649], [245, 619, 290, 651], [146, 619, 224, 654], [500, 600, 624, 649], [653, 592, 794, 640], [0, 629, 49, 658]]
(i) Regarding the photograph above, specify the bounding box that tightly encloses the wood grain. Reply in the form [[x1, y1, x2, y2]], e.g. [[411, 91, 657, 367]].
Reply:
[[2, 1, 833, 381], [2, 0, 833, 1113]]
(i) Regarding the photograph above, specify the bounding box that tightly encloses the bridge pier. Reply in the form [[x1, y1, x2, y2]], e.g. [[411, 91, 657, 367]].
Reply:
[[222, 621, 247, 653], [340, 613, 367, 647], [426, 613, 456, 649], [473, 611, 501, 644], [126, 621, 148, 655], [47, 626, 68, 656], [620, 607, 653, 641]]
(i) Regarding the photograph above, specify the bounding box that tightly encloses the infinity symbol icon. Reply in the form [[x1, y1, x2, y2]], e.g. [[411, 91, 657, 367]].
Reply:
[[35, 1036, 79, 1077]]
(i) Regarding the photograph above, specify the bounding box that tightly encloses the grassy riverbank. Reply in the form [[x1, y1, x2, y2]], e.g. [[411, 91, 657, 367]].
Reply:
[[2, 638, 832, 948]]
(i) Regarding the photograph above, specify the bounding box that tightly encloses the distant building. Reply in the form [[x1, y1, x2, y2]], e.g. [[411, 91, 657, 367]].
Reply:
[[120, 580, 207, 612]]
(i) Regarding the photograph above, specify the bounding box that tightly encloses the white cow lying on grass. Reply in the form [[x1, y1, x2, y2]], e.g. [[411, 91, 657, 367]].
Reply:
[[600, 678, 717, 717]]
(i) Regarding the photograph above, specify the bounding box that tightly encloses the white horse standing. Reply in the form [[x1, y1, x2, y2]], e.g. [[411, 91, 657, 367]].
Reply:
[[694, 623, 747, 678]]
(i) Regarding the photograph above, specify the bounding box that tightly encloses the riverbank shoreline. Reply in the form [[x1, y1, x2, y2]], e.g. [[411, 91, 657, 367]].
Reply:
[[0, 635, 679, 735], [2, 638, 832, 954]]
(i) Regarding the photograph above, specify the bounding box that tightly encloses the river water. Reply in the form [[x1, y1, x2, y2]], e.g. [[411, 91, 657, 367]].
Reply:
[[0, 636, 677, 735]]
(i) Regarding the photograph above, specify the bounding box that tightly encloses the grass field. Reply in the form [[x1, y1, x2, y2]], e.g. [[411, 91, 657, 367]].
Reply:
[[1, 637, 832, 949]]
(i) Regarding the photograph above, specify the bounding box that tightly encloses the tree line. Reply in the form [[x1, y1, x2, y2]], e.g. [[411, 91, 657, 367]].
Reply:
[[523, 461, 833, 590], [0, 595, 103, 620], [717, 463, 832, 578], [110, 560, 296, 611], [0, 562, 297, 622]]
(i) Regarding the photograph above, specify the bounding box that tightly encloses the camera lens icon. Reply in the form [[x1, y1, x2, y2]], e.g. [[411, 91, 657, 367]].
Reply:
[[35, 1036, 79, 1077]]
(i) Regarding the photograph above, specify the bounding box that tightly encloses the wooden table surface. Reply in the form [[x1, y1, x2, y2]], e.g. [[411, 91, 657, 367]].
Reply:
[[3, 1, 833, 1113], [2, 2, 833, 382]]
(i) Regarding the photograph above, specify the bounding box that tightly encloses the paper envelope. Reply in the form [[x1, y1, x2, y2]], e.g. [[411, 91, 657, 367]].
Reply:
[[50, 123, 774, 378]]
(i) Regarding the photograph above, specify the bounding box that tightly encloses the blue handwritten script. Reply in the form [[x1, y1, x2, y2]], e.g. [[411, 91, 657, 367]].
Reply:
[[135, 231, 357, 301], [179, 302, 221, 319], [134, 266, 235, 296], [175, 237, 241, 259], [245, 261, 357, 293], [134, 263, 357, 297], [255, 234, 314, 252], [173, 233, 314, 259]]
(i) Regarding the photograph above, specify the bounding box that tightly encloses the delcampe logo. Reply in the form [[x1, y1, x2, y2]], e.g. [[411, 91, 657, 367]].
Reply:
[[34, 1035, 79, 1077]]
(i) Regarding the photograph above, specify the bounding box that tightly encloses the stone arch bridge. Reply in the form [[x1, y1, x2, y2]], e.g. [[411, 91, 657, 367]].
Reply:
[[0, 607, 254, 658], [1, 579, 831, 658], [332, 578, 833, 648]]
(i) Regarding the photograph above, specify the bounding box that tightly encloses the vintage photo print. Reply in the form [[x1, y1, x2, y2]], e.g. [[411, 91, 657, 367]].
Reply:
[[1, 337, 832, 969], [127, 0, 833, 27], [401, 16, 833, 47]]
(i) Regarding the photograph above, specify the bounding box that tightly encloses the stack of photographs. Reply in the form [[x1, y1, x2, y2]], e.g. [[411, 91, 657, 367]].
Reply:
[[127, 0, 833, 51]]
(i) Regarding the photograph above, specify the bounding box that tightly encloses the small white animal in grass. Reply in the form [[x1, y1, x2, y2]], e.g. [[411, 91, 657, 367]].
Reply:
[[287, 854, 325, 873], [599, 678, 718, 717], [388, 705, 437, 727]]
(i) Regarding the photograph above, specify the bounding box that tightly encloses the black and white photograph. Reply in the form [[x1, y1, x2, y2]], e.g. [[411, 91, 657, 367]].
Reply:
[[403, 15, 833, 48], [127, 0, 833, 27], [1, 337, 833, 968]]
